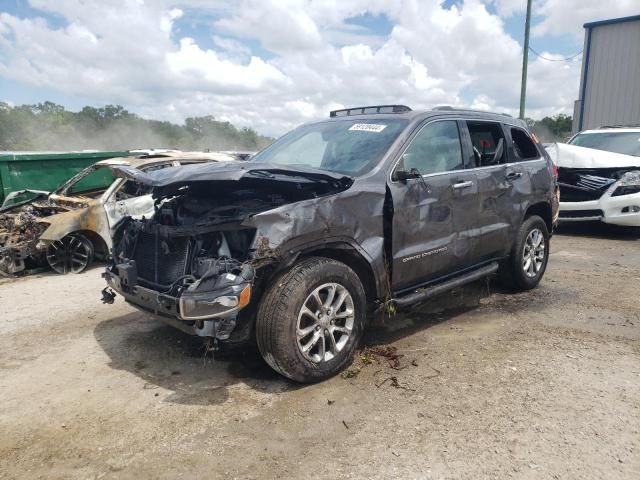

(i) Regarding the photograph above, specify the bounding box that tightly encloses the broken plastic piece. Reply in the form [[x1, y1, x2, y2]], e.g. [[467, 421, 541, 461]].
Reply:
[[101, 287, 117, 304]]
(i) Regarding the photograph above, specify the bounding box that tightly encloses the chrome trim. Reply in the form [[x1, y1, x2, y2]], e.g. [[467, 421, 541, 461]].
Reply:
[[388, 116, 545, 184], [452, 180, 474, 189], [391, 158, 545, 182]]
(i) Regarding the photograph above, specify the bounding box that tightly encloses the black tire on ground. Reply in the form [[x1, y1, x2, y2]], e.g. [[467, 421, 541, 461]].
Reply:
[[46, 233, 94, 274], [256, 257, 367, 383], [499, 215, 550, 291]]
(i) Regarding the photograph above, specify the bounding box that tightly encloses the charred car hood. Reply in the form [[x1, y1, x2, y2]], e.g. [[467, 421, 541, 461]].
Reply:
[[0, 189, 50, 213], [111, 161, 354, 190]]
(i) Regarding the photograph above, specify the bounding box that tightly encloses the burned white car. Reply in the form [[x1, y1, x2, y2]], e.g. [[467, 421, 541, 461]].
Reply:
[[0, 152, 235, 275], [546, 127, 640, 228]]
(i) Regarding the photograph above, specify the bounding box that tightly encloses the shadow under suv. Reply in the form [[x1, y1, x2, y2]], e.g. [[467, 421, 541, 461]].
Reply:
[[103, 105, 558, 382]]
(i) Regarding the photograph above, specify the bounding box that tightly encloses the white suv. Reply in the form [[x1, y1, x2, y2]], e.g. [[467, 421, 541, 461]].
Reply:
[[547, 126, 640, 228]]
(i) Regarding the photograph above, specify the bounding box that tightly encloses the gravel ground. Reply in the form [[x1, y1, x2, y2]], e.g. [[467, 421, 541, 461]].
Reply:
[[0, 224, 639, 479]]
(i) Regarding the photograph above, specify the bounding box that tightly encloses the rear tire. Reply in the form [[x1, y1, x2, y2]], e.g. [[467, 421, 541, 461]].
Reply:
[[256, 257, 366, 383], [499, 215, 549, 291]]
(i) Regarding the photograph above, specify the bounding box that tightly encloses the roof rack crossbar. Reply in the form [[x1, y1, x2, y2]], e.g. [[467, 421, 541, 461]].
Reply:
[[329, 105, 412, 117]]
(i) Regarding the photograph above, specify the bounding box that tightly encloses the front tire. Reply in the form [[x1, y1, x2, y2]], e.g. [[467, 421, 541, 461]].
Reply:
[[256, 257, 366, 383], [499, 215, 549, 291], [46, 233, 94, 274]]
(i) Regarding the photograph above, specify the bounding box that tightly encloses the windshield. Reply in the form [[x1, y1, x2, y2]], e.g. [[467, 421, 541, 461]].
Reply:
[[55, 165, 115, 197], [252, 118, 408, 175], [569, 131, 640, 156]]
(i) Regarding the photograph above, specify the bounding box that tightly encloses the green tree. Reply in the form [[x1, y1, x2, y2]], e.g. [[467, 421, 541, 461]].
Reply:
[[0, 102, 273, 151], [530, 114, 573, 143]]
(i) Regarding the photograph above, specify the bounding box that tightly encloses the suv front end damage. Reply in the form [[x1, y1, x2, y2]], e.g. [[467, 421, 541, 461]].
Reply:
[[103, 221, 256, 339], [103, 162, 355, 342], [101, 108, 556, 382]]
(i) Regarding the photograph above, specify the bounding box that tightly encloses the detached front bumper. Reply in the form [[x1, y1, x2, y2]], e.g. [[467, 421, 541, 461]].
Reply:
[[559, 190, 640, 227], [103, 262, 253, 338]]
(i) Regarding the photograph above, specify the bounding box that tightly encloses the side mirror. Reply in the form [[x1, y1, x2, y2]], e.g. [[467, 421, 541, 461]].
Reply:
[[394, 168, 422, 183]]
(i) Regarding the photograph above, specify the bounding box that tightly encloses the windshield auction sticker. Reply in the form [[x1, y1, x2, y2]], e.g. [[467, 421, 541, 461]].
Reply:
[[349, 123, 387, 133]]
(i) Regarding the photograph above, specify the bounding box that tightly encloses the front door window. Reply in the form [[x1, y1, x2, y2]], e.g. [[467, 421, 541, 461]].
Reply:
[[401, 120, 464, 175]]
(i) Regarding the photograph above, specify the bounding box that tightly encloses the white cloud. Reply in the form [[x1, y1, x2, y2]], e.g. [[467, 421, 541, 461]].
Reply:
[[532, 0, 639, 39], [212, 35, 251, 60], [0, 0, 597, 136], [214, 0, 324, 54], [166, 38, 288, 93]]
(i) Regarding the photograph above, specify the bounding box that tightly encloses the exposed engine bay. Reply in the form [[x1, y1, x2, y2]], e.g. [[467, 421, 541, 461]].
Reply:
[[104, 165, 354, 342]]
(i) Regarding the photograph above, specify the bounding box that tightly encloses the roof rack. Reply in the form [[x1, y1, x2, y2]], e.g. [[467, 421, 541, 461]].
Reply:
[[329, 105, 412, 118], [433, 105, 513, 117]]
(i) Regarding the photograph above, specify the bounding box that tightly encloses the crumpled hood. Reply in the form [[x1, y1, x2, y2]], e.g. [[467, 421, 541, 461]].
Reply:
[[111, 161, 353, 188], [0, 189, 50, 212], [546, 143, 640, 169]]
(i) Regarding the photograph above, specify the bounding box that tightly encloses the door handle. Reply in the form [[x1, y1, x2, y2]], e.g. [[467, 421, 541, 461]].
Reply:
[[452, 180, 474, 189], [506, 172, 523, 181]]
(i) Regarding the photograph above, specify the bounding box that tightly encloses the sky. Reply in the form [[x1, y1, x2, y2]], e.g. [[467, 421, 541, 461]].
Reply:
[[0, 0, 638, 136]]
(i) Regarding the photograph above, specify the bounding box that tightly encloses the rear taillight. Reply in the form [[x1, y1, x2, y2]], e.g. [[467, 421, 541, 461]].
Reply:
[[552, 162, 558, 179]]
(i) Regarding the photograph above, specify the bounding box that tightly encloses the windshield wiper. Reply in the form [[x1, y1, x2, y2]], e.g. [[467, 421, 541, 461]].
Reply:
[[247, 169, 276, 179]]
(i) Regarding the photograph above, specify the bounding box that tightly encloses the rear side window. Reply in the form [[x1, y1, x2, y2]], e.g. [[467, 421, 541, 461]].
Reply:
[[401, 120, 464, 175], [466, 121, 507, 166], [510, 128, 539, 160]]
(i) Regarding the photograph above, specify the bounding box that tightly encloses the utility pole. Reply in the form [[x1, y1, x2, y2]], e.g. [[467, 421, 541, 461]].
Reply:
[[519, 0, 533, 119]]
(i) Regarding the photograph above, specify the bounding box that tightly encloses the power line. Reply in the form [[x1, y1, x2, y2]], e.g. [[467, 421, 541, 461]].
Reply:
[[529, 46, 583, 62]]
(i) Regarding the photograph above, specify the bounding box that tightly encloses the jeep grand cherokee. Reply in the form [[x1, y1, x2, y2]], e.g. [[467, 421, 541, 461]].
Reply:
[[103, 105, 557, 382]]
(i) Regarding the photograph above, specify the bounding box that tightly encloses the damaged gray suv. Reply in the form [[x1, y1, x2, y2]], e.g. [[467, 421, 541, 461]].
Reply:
[[103, 105, 557, 382]]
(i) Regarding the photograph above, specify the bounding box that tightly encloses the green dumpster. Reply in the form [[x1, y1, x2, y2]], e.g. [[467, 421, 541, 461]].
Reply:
[[0, 151, 128, 205]]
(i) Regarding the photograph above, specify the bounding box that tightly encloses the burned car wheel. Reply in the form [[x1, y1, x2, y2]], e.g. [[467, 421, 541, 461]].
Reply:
[[46, 233, 94, 274], [500, 215, 549, 291], [256, 257, 366, 383]]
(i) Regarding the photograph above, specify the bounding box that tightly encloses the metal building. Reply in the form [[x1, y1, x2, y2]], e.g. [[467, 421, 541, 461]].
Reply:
[[573, 15, 640, 133]]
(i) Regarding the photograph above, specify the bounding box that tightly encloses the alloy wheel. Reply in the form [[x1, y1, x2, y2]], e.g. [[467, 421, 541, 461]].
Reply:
[[46, 234, 92, 274], [296, 282, 355, 363], [522, 228, 546, 278]]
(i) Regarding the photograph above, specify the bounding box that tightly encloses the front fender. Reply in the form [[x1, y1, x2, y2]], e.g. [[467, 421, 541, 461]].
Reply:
[[242, 185, 387, 298], [39, 202, 110, 247]]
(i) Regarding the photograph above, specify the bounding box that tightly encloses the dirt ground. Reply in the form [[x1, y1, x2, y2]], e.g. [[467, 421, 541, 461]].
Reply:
[[1, 224, 639, 479]]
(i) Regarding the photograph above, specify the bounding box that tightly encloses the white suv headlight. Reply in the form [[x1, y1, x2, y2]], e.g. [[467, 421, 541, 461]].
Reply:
[[612, 170, 640, 197], [618, 170, 640, 186]]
